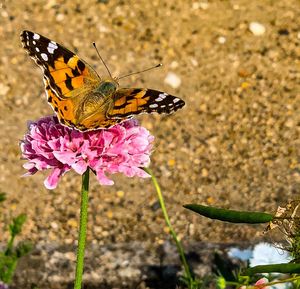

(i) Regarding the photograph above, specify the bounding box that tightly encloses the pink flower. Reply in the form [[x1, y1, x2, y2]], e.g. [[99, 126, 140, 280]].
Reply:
[[254, 278, 268, 288], [239, 277, 268, 289], [0, 282, 8, 289], [20, 116, 154, 189]]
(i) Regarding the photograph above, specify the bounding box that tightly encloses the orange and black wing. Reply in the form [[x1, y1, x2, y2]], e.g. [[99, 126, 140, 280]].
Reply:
[[108, 88, 185, 119], [20, 30, 100, 128]]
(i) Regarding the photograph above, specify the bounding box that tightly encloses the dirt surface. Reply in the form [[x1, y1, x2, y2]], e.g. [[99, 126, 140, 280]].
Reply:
[[0, 0, 300, 287]]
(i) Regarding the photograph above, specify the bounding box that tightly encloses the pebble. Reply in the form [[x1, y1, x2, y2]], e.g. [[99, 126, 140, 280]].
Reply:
[[164, 72, 181, 89], [64, 251, 76, 261], [192, 2, 209, 10], [190, 57, 198, 67], [170, 61, 179, 69], [50, 222, 58, 229], [0, 83, 10, 96], [249, 22, 266, 36], [119, 267, 141, 278], [116, 190, 125, 198], [201, 168, 209, 177], [218, 36, 226, 44], [56, 14, 64, 21]]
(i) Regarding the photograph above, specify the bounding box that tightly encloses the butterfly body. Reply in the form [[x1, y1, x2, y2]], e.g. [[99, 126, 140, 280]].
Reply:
[[20, 30, 185, 131], [95, 79, 119, 97]]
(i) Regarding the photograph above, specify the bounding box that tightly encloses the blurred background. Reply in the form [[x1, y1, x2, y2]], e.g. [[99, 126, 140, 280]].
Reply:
[[0, 0, 299, 288]]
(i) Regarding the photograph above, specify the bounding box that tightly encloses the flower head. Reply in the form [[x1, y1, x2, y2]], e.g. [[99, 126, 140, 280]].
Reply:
[[0, 282, 8, 289], [20, 116, 154, 189], [254, 278, 268, 288]]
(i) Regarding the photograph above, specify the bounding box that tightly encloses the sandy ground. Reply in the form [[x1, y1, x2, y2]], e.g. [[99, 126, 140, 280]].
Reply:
[[0, 0, 300, 287]]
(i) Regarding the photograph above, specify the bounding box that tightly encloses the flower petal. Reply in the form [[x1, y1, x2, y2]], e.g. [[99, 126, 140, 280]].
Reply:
[[44, 167, 63, 189]]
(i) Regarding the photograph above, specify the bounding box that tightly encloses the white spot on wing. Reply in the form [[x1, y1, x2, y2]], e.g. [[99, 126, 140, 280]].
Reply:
[[48, 42, 58, 49], [159, 93, 168, 98], [33, 40, 36, 45], [33, 33, 40, 40], [149, 104, 158, 108], [155, 93, 168, 102], [47, 41, 58, 54], [41, 53, 48, 61], [48, 48, 55, 54], [173, 98, 180, 103], [35, 47, 40, 52]]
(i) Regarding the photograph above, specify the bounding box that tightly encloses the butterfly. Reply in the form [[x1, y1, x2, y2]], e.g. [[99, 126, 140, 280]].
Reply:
[[20, 30, 185, 131]]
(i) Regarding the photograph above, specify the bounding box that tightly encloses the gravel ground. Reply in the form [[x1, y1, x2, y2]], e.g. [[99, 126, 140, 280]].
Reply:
[[0, 0, 300, 288]]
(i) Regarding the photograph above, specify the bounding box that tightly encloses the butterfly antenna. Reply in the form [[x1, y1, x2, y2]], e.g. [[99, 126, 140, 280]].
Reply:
[[92, 42, 113, 78], [118, 63, 162, 80]]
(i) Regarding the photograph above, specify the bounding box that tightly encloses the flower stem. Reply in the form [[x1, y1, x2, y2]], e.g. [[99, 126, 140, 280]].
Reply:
[[74, 168, 90, 289], [144, 168, 193, 283]]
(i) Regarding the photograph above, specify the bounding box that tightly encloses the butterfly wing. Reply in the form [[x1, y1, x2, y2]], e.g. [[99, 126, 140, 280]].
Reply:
[[20, 30, 101, 128], [108, 88, 185, 119]]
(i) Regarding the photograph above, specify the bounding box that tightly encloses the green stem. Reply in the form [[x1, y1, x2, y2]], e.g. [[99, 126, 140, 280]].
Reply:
[[144, 168, 193, 282], [74, 168, 90, 289], [227, 276, 300, 288], [5, 235, 15, 255]]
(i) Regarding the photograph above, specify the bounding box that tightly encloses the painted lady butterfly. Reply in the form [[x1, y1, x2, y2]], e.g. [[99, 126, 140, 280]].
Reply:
[[20, 30, 185, 131]]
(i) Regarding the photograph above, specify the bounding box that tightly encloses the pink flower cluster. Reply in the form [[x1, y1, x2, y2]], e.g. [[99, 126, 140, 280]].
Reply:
[[239, 278, 268, 289], [20, 116, 154, 189]]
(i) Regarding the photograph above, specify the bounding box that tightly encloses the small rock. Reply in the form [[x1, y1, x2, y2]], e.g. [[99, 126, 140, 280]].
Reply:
[[0, 83, 10, 96], [170, 61, 179, 69], [190, 57, 198, 67], [67, 218, 77, 228], [64, 251, 76, 261], [119, 267, 141, 278], [164, 72, 181, 89], [50, 222, 58, 229], [56, 13, 64, 22], [201, 168, 209, 177], [116, 190, 125, 198], [249, 22, 266, 36], [218, 36, 226, 44], [192, 2, 209, 10], [199, 2, 209, 9], [192, 2, 199, 10], [97, 24, 110, 33], [285, 119, 294, 128], [278, 28, 289, 36]]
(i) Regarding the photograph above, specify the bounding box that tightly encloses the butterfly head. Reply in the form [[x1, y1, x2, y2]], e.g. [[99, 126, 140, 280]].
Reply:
[[96, 79, 119, 97]]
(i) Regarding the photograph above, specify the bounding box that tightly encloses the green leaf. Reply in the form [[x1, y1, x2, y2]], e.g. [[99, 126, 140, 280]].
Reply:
[[16, 241, 32, 258], [215, 276, 226, 289], [183, 204, 273, 224], [9, 214, 27, 237], [0, 192, 6, 203], [244, 263, 300, 275], [0, 252, 18, 283]]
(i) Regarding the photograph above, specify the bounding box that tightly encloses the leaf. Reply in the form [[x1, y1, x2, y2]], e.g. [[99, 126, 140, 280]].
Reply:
[[244, 263, 300, 275], [183, 204, 273, 224], [16, 241, 32, 258], [0, 252, 18, 283], [9, 214, 27, 237], [0, 192, 6, 203]]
